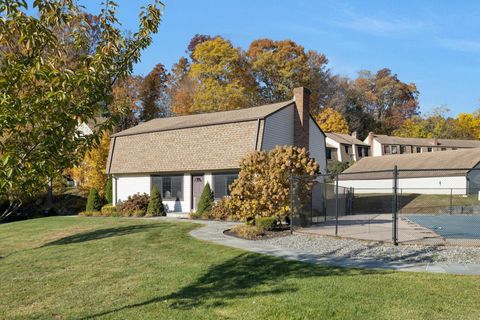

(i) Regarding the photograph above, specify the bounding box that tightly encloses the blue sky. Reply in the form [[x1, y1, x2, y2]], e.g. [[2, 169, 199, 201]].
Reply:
[[80, 0, 480, 116]]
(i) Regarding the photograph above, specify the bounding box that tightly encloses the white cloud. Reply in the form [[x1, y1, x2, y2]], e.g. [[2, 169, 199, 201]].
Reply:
[[335, 15, 427, 36]]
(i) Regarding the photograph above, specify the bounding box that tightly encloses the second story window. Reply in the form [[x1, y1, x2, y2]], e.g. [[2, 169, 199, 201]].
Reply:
[[344, 145, 349, 154], [400, 145, 406, 154], [326, 149, 332, 160], [427, 147, 433, 152], [416, 147, 421, 153], [391, 146, 398, 154], [364, 147, 369, 156], [357, 146, 363, 157], [383, 145, 390, 154]]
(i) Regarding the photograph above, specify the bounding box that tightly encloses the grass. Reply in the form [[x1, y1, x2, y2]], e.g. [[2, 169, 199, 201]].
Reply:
[[1, 217, 480, 319]]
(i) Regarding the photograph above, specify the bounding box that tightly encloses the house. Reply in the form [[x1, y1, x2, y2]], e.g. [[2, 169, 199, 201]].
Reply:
[[106, 87, 327, 212], [325, 132, 370, 163], [365, 132, 480, 157], [338, 148, 480, 195]]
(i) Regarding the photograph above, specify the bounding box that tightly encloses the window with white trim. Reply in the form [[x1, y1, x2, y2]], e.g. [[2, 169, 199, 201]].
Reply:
[[151, 175, 183, 201]]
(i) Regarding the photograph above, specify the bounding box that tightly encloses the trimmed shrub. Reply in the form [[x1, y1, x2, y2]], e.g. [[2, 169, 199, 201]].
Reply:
[[105, 176, 113, 204], [86, 188, 103, 212], [197, 182, 214, 214], [119, 193, 149, 217], [255, 216, 277, 231], [209, 197, 235, 221], [146, 185, 165, 217], [228, 146, 319, 220], [79, 211, 95, 217], [101, 204, 117, 217], [132, 209, 145, 217], [231, 224, 263, 239]]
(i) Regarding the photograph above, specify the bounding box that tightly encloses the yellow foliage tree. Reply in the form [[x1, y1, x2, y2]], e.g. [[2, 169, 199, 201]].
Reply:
[[72, 132, 111, 197], [188, 37, 258, 113], [315, 107, 350, 134], [226, 146, 319, 220]]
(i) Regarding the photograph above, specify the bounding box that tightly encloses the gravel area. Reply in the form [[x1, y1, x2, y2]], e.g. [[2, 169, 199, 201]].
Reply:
[[259, 234, 480, 264]]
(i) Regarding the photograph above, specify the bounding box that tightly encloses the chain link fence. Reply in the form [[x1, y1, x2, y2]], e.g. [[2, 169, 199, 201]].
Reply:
[[291, 167, 480, 246]]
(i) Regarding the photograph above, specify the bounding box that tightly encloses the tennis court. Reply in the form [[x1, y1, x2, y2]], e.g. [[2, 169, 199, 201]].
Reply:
[[406, 215, 480, 240]]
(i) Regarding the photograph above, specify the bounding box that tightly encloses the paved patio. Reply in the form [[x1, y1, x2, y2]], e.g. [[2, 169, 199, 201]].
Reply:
[[297, 214, 480, 246]]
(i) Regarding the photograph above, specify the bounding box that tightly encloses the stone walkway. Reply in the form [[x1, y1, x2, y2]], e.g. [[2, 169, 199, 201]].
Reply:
[[162, 218, 480, 275]]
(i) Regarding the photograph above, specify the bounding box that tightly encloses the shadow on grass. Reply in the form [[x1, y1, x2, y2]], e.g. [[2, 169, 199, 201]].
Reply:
[[81, 252, 385, 319], [42, 224, 160, 246]]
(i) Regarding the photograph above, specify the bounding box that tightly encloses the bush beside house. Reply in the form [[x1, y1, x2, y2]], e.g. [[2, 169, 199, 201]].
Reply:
[[85, 188, 103, 212], [146, 186, 165, 216]]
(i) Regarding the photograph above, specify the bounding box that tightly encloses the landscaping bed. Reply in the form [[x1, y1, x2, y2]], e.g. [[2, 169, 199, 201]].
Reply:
[[224, 225, 291, 240]]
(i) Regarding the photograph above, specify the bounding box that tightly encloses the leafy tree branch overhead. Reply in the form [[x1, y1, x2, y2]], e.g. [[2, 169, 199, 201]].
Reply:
[[0, 0, 164, 220]]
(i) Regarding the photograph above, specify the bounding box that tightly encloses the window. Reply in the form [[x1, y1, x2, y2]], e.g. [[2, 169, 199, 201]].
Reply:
[[391, 145, 398, 154], [400, 145, 406, 154], [416, 146, 421, 153], [151, 175, 183, 200], [383, 145, 390, 154], [326, 149, 332, 160], [344, 145, 349, 154], [356, 146, 362, 157], [364, 147, 369, 157], [427, 147, 433, 152], [441, 147, 447, 151], [213, 173, 238, 198]]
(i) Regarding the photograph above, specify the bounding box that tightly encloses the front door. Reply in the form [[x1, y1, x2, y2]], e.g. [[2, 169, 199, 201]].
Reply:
[[192, 175, 204, 211]]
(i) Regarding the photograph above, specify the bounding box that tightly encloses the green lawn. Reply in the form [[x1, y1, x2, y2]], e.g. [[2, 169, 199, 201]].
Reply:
[[1, 217, 479, 319]]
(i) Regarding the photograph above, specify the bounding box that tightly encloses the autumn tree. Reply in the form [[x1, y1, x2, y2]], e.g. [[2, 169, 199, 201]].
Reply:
[[72, 132, 111, 197], [315, 108, 350, 134], [169, 57, 195, 115], [110, 76, 142, 132], [139, 63, 170, 121], [188, 37, 257, 113], [226, 146, 319, 220], [353, 68, 419, 134], [0, 0, 163, 220], [187, 34, 214, 61], [247, 39, 309, 104]]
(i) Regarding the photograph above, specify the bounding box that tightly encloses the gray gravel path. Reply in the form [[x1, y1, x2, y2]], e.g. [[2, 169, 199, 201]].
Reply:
[[259, 234, 480, 265]]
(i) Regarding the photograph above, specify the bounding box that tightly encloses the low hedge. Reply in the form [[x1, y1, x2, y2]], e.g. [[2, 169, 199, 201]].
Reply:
[[101, 205, 118, 217], [255, 216, 277, 231]]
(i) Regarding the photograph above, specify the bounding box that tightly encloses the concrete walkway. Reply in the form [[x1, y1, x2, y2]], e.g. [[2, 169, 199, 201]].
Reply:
[[162, 218, 480, 275]]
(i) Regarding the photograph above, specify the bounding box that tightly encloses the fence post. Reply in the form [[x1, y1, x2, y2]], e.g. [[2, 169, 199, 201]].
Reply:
[[392, 166, 398, 246], [450, 188, 453, 215], [335, 174, 339, 237], [290, 174, 294, 234]]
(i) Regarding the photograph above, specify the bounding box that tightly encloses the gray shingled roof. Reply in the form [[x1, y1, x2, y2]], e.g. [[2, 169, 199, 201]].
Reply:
[[114, 100, 293, 137], [340, 148, 480, 180], [108, 100, 297, 174], [373, 134, 480, 148], [326, 132, 369, 146]]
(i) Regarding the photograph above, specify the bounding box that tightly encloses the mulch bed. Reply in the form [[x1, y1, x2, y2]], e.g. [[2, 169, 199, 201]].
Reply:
[[224, 227, 291, 240]]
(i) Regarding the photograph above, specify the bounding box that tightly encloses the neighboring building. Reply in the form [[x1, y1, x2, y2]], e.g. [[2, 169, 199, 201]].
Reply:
[[325, 132, 370, 163], [365, 132, 480, 157], [106, 87, 327, 212], [338, 148, 480, 195], [77, 117, 107, 136]]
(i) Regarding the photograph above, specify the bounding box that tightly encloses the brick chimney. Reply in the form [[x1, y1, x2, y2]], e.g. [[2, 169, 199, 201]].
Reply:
[[367, 132, 375, 154], [293, 87, 310, 150]]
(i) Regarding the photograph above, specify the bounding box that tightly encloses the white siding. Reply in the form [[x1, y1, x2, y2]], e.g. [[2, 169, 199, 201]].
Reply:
[[325, 136, 343, 162], [309, 117, 327, 174], [114, 173, 193, 213], [262, 105, 294, 150], [115, 175, 150, 204], [338, 176, 467, 195], [373, 139, 383, 156]]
